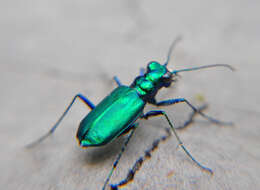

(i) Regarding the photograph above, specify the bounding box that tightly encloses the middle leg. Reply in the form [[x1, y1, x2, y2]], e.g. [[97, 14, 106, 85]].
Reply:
[[113, 76, 122, 86]]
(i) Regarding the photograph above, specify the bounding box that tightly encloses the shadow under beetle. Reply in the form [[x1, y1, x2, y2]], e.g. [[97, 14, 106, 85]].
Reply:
[[27, 37, 234, 190]]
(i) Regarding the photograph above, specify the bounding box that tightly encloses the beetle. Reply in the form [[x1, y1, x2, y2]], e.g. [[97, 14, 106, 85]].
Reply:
[[27, 37, 234, 190]]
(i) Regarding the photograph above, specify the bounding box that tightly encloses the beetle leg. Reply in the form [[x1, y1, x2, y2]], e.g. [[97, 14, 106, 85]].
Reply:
[[26, 94, 95, 148], [153, 98, 233, 126], [103, 124, 138, 190], [141, 110, 213, 174], [110, 128, 171, 190], [110, 104, 208, 189], [118, 123, 136, 137], [113, 76, 122, 86], [139, 67, 145, 76]]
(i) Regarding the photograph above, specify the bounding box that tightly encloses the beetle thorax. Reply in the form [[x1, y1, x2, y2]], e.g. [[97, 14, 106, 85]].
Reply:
[[131, 61, 172, 100]]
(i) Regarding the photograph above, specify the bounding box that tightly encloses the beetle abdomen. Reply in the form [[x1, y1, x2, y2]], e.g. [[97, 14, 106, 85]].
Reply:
[[77, 86, 145, 147]]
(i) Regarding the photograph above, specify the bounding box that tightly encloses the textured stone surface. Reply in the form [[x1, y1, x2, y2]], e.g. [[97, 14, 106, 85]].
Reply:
[[1, 1, 260, 190]]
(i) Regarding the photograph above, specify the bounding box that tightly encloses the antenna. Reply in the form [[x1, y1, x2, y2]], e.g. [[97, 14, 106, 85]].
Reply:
[[172, 64, 235, 74], [164, 35, 182, 66]]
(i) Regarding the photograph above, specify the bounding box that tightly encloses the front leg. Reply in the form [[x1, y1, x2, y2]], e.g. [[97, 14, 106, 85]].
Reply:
[[152, 98, 233, 126]]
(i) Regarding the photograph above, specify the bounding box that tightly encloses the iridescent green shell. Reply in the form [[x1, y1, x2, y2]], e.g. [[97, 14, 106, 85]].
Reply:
[[76, 86, 145, 147]]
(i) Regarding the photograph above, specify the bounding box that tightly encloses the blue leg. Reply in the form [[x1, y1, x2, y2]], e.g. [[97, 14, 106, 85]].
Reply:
[[141, 110, 213, 174], [26, 94, 95, 148], [110, 104, 208, 189], [139, 67, 145, 76], [154, 98, 233, 126], [102, 123, 138, 190], [110, 128, 171, 190], [116, 68, 144, 87], [113, 76, 122, 86]]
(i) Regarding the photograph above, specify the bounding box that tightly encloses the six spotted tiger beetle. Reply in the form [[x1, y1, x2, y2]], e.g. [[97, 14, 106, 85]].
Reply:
[[27, 37, 234, 190]]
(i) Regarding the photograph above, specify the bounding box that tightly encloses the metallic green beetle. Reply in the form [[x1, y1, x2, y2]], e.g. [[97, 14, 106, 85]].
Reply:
[[28, 38, 234, 190], [77, 85, 145, 147]]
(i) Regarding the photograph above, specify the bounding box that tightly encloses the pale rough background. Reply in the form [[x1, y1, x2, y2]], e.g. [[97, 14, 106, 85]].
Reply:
[[1, 0, 260, 190]]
